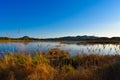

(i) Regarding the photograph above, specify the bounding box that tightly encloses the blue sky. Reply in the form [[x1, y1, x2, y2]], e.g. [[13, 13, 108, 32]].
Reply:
[[0, 0, 120, 38]]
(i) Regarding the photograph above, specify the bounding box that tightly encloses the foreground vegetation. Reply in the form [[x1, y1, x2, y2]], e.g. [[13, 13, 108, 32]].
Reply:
[[0, 48, 120, 80]]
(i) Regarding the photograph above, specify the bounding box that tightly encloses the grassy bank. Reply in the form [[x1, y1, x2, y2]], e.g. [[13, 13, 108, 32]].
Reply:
[[1, 38, 120, 44], [0, 48, 120, 80], [0, 40, 36, 42]]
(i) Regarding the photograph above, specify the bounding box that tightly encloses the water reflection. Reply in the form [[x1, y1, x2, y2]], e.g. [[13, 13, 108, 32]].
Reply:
[[0, 42, 120, 56]]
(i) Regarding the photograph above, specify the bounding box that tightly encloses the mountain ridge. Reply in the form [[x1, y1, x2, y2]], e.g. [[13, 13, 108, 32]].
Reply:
[[0, 35, 120, 41]]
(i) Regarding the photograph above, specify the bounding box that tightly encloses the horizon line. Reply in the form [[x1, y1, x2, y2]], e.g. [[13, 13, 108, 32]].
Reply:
[[0, 35, 120, 39]]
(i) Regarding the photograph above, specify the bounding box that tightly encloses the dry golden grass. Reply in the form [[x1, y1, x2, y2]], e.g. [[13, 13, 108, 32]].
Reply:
[[0, 40, 35, 42], [0, 48, 120, 80]]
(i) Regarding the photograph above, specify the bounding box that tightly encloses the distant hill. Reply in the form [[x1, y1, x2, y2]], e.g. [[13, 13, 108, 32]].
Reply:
[[39, 35, 120, 44], [1, 35, 120, 43], [0, 36, 39, 41], [41, 35, 118, 41], [42, 35, 99, 41]]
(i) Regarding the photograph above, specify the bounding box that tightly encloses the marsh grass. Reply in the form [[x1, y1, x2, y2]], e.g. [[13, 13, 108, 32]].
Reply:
[[0, 48, 120, 80], [0, 53, 56, 80]]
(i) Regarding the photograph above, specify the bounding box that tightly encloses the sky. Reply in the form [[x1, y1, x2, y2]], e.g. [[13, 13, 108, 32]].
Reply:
[[0, 0, 120, 38]]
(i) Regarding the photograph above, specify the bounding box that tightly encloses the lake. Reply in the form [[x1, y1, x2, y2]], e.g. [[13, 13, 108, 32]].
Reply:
[[0, 42, 120, 56]]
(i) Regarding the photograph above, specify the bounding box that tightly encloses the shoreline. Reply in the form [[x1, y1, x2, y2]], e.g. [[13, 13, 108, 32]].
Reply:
[[0, 39, 120, 44]]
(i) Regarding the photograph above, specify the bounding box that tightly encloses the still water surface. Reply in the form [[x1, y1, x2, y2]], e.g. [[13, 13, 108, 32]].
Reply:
[[0, 42, 120, 56]]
